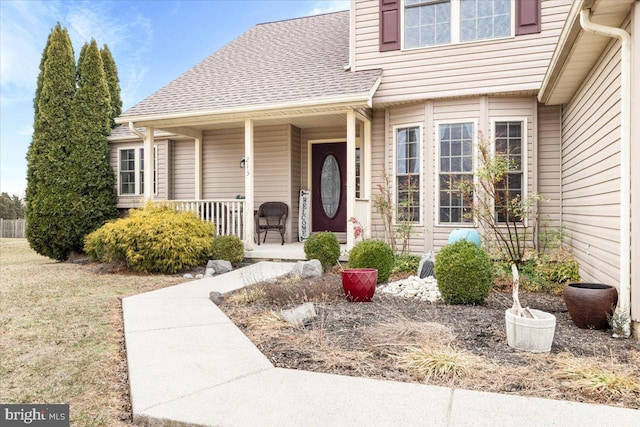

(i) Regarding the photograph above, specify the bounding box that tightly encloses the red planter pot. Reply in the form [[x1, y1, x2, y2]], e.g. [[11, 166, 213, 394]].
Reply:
[[341, 269, 377, 302], [563, 283, 618, 330]]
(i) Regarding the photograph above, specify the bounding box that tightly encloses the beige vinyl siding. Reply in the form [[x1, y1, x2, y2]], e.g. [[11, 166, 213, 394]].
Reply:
[[370, 108, 387, 242], [172, 140, 196, 200], [561, 33, 622, 287], [202, 128, 244, 199], [537, 104, 562, 232], [290, 126, 302, 241], [254, 125, 291, 243], [353, 0, 571, 105], [155, 140, 169, 201]]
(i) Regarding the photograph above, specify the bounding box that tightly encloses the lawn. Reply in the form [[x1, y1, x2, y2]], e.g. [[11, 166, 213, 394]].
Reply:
[[0, 239, 185, 426]]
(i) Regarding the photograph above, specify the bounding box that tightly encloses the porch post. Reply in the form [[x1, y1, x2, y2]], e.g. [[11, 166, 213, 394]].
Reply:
[[244, 118, 255, 250], [346, 110, 357, 250], [144, 127, 154, 200], [194, 131, 203, 200], [363, 116, 372, 239]]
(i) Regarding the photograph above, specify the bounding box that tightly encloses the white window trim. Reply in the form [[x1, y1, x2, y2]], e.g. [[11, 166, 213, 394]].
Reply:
[[434, 119, 479, 227], [392, 123, 424, 226], [489, 117, 528, 224], [401, 0, 516, 51], [117, 145, 158, 197]]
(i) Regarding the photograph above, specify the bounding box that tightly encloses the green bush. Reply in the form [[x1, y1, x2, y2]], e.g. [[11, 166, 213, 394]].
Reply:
[[211, 235, 244, 264], [392, 253, 421, 275], [348, 240, 394, 283], [434, 240, 493, 305], [304, 232, 340, 272], [84, 205, 215, 273], [519, 248, 580, 294]]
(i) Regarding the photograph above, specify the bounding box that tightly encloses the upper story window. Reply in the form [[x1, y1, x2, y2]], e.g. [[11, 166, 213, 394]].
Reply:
[[403, 0, 512, 49]]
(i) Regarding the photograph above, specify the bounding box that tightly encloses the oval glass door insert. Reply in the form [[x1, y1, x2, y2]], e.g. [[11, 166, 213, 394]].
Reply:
[[321, 154, 340, 218]]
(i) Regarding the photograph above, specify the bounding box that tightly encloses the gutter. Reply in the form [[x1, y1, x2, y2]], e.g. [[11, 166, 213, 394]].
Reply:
[[579, 8, 631, 338]]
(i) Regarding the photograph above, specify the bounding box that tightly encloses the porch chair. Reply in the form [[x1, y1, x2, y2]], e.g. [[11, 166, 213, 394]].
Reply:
[[255, 202, 288, 245]]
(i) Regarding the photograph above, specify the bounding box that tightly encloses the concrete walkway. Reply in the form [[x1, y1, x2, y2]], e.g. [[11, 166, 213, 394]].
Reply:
[[123, 262, 640, 427]]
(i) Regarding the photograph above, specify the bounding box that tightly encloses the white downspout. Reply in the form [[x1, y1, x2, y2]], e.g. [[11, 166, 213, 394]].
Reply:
[[128, 121, 145, 140], [580, 9, 631, 338]]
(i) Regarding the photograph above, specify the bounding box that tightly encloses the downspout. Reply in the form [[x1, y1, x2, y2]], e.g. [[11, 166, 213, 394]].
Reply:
[[128, 121, 145, 140], [580, 9, 631, 338]]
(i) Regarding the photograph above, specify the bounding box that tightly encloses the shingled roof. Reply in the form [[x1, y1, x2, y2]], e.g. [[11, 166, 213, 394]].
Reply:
[[118, 11, 381, 121]]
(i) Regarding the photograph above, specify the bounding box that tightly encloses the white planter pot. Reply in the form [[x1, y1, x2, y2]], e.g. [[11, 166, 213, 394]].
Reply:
[[505, 308, 556, 353]]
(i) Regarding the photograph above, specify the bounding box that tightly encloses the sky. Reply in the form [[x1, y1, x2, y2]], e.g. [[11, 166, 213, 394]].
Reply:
[[0, 0, 350, 197]]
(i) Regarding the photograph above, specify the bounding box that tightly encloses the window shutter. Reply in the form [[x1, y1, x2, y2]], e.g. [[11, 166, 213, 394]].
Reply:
[[516, 0, 541, 35], [379, 0, 400, 51]]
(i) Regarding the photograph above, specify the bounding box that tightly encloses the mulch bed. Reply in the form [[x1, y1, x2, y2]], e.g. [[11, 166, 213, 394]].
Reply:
[[219, 272, 640, 409]]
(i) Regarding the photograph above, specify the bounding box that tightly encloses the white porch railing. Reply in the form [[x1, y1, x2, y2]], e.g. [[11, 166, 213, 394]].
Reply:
[[163, 199, 245, 238]]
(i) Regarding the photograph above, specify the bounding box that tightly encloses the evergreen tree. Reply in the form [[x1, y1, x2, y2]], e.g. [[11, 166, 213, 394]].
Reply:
[[25, 24, 77, 261], [0, 193, 25, 219], [100, 45, 122, 128], [68, 40, 118, 250]]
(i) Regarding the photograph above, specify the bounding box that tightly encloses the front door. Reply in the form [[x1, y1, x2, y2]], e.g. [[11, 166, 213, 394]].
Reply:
[[312, 142, 346, 232]]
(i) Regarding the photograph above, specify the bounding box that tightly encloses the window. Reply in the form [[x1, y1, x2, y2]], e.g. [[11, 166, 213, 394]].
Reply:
[[395, 126, 421, 223], [438, 122, 474, 223], [404, 0, 512, 49], [494, 121, 524, 222], [118, 146, 157, 196]]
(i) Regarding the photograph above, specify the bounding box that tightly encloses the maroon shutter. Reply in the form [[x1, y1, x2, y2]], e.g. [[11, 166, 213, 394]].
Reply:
[[379, 0, 400, 52], [516, 0, 541, 35]]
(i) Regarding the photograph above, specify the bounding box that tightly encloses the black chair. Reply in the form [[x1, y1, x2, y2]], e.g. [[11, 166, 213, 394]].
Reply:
[[255, 202, 288, 245]]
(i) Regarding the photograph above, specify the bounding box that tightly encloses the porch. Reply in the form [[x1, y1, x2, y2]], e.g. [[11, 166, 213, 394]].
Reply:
[[117, 106, 375, 254]]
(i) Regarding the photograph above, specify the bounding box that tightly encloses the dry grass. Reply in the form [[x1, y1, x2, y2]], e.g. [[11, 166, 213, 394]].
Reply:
[[0, 239, 185, 426], [395, 345, 478, 381]]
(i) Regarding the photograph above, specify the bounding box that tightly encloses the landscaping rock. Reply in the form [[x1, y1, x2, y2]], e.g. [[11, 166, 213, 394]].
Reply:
[[209, 291, 224, 304], [183, 273, 194, 279], [291, 259, 322, 279], [195, 274, 204, 279], [418, 251, 435, 279], [205, 268, 215, 277], [280, 302, 316, 326], [207, 260, 232, 274], [380, 276, 441, 302]]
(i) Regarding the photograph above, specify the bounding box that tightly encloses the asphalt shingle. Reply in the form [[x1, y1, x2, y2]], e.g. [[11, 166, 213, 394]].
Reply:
[[120, 11, 381, 120]]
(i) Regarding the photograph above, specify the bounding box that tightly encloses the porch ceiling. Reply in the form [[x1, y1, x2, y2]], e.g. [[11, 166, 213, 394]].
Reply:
[[539, 0, 634, 105]]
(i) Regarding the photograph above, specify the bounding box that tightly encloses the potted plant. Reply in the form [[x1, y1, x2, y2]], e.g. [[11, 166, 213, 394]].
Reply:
[[340, 239, 394, 302], [505, 265, 556, 353]]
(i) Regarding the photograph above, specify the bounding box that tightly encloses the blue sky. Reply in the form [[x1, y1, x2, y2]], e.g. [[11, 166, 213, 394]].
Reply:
[[0, 0, 349, 197]]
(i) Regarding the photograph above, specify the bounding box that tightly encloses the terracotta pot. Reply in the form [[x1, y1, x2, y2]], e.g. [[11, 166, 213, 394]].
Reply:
[[563, 283, 618, 329], [341, 269, 377, 302]]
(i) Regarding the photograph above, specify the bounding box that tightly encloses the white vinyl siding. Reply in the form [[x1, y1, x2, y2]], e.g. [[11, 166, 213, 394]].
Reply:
[[561, 32, 623, 288], [353, 0, 571, 105]]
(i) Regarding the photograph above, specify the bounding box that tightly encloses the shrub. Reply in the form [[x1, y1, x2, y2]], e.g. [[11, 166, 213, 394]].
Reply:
[[348, 240, 394, 283], [211, 235, 244, 264], [434, 240, 493, 304], [520, 247, 580, 294], [303, 232, 340, 272], [392, 253, 421, 275], [83, 205, 215, 273]]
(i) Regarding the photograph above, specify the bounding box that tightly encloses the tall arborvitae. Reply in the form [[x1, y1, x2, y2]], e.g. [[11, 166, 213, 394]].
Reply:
[[25, 24, 77, 261], [68, 40, 118, 250], [100, 45, 122, 128]]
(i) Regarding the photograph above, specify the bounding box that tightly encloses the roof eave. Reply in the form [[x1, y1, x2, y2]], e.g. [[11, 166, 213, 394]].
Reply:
[[538, 0, 588, 105], [115, 93, 375, 127]]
